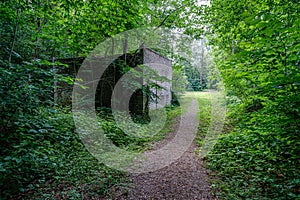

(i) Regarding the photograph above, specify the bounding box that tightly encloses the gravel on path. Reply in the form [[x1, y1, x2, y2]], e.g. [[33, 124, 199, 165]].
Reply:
[[111, 100, 216, 200]]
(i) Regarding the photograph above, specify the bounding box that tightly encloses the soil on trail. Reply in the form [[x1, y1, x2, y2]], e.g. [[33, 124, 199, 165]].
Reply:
[[111, 100, 216, 200], [120, 143, 214, 200]]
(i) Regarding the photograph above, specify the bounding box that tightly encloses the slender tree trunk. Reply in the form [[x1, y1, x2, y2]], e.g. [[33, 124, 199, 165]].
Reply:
[[52, 48, 57, 105], [123, 32, 128, 63], [9, 9, 20, 64], [200, 39, 204, 90], [144, 85, 150, 116], [34, 20, 41, 59], [34, 1, 42, 60]]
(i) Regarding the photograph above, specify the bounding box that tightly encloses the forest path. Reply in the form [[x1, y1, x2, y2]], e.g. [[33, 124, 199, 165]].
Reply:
[[111, 94, 218, 200]]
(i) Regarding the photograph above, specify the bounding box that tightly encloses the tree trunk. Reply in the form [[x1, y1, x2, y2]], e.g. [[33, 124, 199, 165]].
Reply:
[[9, 9, 20, 64]]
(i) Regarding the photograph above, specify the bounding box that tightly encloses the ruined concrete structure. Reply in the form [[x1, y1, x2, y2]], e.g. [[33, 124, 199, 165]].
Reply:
[[143, 48, 172, 110], [57, 47, 172, 115]]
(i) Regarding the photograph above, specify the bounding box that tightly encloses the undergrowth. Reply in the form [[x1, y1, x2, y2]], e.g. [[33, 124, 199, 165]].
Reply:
[[97, 102, 184, 152], [1, 103, 183, 199], [206, 96, 300, 199], [195, 93, 212, 147], [1, 107, 126, 199]]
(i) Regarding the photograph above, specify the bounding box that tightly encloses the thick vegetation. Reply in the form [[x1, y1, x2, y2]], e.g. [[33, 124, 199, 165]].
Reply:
[[0, 0, 200, 198], [202, 0, 300, 199], [1, 0, 299, 199], [0, 0, 144, 198]]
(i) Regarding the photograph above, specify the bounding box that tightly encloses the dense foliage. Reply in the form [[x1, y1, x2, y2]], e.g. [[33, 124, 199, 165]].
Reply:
[[0, 0, 145, 198], [0, 0, 202, 198], [3, 0, 298, 199], [203, 0, 300, 199]]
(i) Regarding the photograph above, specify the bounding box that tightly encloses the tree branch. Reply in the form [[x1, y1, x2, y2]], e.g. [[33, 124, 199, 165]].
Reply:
[[155, 4, 185, 30]]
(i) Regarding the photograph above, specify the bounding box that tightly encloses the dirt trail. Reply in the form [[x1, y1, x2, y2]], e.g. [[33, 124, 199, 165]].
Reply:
[[112, 99, 216, 200]]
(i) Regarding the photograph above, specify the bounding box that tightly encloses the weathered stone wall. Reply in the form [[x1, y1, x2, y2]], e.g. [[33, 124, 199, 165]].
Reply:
[[143, 48, 172, 109], [56, 47, 172, 113]]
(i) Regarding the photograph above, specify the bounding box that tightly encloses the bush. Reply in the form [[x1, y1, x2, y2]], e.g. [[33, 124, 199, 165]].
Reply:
[[1, 107, 126, 199], [0, 61, 125, 199], [207, 99, 300, 199]]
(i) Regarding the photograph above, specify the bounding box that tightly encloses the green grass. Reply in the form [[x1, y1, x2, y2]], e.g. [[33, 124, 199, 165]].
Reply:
[[98, 94, 191, 152], [195, 92, 212, 148], [187, 91, 226, 158], [5, 92, 218, 200], [195, 92, 300, 199]]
